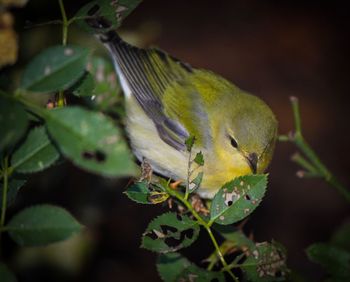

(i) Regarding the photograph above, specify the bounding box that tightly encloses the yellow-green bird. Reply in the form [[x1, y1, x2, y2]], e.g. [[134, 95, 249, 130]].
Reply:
[[88, 16, 278, 198]]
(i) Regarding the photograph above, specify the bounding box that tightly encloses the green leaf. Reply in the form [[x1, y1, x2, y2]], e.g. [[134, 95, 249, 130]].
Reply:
[[87, 56, 122, 112], [185, 136, 195, 152], [213, 224, 255, 250], [44, 106, 137, 177], [124, 181, 169, 205], [189, 172, 203, 194], [142, 212, 200, 253], [178, 264, 225, 282], [157, 252, 224, 282], [193, 151, 204, 166], [75, 0, 142, 33], [241, 241, 289, 282], [0, 263, 17, 282], [0, 96, 29, 152], [20, 45, 89, 92], [11, 126, 60, 173], [157, 253, 191, 282], [71, 71, 95, 97], [306, 243, 350, 280], [7, 204, 82, 246], [0, 179, 26, 208], [210, 174, 267, 225]]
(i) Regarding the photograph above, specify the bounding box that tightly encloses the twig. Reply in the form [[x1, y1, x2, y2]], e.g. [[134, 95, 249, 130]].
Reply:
[[280, 96, 350, 203]]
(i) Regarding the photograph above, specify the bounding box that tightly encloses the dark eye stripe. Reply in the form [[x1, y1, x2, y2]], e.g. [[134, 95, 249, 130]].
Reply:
[[229, 136, 238, 148]]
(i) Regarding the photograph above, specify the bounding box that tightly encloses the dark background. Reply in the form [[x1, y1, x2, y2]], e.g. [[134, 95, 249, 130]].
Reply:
[[3, 0, 350, 281]]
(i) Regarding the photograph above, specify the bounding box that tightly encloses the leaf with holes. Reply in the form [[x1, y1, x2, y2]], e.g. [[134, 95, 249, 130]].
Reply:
[[44, 106, 137, 177], [71, 71, 95, 97], [11, 126, 60, 173], [87, 56, 122, 112], [193, 151, 204, 166], [241, 241, 289, 282], [0, 263, 17, 282], [307, 243, 350, 280], [75, 0, 142, 33], [210, 174, 267, 225], [20, 45, 89, 92], [142, 212, 200, 253], [0, 95, 29, 152], [0, 179, 26, 208], [124, 181, 168, 204], [157, 252, 224, 282], [7, 204, 82, 246]]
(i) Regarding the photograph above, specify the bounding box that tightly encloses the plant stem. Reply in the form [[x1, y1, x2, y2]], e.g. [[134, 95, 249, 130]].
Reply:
[[282, 97, 350, 203], [58, 0, 68, 107], [0, 156, 9, 246], [165, 186, 238, 281], [184, 150, 192, 201]]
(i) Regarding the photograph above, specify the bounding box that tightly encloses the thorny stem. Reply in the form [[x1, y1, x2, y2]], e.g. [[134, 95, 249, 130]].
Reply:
[[165, 186, 238, 281], [58, 0, 69, 107], [281, 96, 350, 203]]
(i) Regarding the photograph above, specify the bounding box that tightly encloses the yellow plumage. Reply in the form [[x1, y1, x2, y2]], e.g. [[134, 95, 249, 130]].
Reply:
[[93, 27, 277, 198]]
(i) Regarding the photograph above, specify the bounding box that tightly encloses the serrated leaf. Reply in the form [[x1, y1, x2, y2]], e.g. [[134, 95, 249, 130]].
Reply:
[[7, 204, 82, 246], [0, 96, 29, 152], [185, 136, 195, 152], [210, 174, 267, 225], [11, 126, 60, 173], [44, 106, 137, 177], [241, 241, 289, 282], [71, 71, 95, 97], [0, 179, 26, 208], [193, 151, 204, 166], [20, 45, 89, 92], [307, 243, 350, 280], [75, 0, 142, 33], [0, 263, 17, 282], [157, 252, 224, 282], [124, 181, 168, 205], [157, 253, 191, 282], [142, 212, 200, 253]]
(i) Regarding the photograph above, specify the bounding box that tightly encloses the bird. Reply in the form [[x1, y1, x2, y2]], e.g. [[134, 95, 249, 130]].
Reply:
[[86, 9, 278, 199]]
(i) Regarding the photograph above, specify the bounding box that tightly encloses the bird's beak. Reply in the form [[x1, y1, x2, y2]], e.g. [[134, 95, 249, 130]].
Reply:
[[246, 153, 258, 174]]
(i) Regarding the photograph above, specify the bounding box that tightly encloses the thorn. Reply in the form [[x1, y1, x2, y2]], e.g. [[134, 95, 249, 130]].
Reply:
[[170, 179, 183, 190], [248, 231, 254, 241], [296, 170, 305, 178]]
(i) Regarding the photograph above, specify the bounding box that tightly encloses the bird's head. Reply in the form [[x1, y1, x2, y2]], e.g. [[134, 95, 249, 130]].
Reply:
[[216, 92, 277, 175]]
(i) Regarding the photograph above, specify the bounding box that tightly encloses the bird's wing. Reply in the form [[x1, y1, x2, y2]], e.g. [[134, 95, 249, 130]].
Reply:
[[105, 33, 194, 150]]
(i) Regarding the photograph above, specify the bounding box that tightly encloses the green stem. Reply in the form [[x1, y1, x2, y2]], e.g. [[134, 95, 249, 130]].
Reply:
[[285, 97, 350, 203], [165, 186, 238, 281], [58, 0, 68, 46], [291, 153, 319, 175], [0, 157, 9, 236], [184, 150, 192, 201], [58, 0, 68, 107]]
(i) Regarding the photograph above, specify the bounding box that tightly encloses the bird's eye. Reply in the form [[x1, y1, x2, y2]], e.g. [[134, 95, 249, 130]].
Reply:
[[229, 136, 238, 148]]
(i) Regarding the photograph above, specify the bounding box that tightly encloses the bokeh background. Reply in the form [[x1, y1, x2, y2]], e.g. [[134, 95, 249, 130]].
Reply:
[[2, 0, 350, 281]]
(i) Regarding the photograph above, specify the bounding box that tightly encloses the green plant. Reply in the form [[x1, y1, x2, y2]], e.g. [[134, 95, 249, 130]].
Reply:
[[0, 1, 349, 281]]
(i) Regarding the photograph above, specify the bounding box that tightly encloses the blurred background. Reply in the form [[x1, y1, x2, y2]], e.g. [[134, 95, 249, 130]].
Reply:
[[1, 0, 350, 281]]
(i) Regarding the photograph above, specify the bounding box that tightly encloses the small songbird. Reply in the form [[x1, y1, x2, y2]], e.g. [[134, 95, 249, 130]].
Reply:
[[87, 12, 278, 198]]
